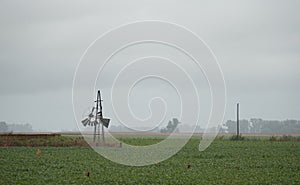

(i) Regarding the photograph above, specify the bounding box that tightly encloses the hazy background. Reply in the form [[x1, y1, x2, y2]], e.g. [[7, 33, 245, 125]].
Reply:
[[0, 0, 299, 131]]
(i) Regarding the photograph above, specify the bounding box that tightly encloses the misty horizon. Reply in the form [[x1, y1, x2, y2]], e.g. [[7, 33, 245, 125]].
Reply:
[[0, 1, 299, 132]]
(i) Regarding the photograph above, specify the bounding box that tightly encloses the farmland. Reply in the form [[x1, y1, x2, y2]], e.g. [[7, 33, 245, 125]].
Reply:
[[1, 136, 300, 184]]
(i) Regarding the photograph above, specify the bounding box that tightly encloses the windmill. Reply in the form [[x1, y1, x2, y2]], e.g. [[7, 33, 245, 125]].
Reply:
[[81, 90, 110, 145]]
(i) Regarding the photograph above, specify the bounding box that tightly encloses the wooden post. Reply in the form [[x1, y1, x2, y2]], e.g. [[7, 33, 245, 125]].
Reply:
[[237, 103, 240, 136]]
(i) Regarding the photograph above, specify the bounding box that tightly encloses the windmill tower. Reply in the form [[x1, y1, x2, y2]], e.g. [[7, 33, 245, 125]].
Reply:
[[81, 90, 110, 145]]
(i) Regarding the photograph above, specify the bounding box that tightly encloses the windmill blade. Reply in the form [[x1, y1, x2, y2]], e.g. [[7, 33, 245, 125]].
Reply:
[[81, 118, 90, 127], [87, 107, 95, 119], [88, 112, 94, 119], [100, 118, 110, 128], [91, 120, 98, 126]]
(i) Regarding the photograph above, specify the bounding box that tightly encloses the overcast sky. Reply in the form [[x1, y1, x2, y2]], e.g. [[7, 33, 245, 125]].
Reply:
[[0, 0, 299, 131]]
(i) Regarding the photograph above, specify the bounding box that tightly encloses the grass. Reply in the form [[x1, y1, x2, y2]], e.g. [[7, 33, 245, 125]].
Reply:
[[0, 137, 300, 184]]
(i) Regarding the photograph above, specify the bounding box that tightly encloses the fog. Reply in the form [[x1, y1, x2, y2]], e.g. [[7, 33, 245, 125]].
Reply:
[[0, 0, 299, 131]]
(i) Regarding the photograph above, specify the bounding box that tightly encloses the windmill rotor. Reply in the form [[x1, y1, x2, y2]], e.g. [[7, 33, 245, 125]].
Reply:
[[81, 107, 98, 127]]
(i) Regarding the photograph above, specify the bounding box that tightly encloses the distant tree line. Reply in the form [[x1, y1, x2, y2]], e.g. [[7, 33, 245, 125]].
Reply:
[[0, 121, 33, 132], [108, 118, 181, 133], [222, 118, 300, 134], [93, 117, 300, 134]]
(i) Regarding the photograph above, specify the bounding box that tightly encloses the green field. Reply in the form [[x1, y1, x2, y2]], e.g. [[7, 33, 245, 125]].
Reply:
[[1, 138, 300, 184]]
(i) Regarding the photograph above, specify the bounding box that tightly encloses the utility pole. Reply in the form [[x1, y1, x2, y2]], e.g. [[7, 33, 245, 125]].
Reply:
[[237, 103, 240, 136]]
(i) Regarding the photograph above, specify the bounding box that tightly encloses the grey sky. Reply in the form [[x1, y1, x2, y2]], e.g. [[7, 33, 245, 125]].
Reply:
[[0, 0, 299, 131]]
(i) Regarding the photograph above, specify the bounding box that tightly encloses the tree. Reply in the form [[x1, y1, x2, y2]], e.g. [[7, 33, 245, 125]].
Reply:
[[7, 123, 33, 132], [225, 120, 236, 133], [160, 118, 180, 133], [249, 118, 263, 133], [240, 119, 250, 133], [0, 121, 8, 132]]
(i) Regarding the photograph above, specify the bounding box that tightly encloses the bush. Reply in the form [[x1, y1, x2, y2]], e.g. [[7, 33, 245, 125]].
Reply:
[[269, 135, 300, 142], [216, 135, 225, 140], [269, 136, 277, 141], [230, 135, 245, 141]]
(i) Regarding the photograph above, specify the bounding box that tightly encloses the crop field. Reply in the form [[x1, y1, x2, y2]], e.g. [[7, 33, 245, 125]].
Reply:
[[1, 137, 300, 184]]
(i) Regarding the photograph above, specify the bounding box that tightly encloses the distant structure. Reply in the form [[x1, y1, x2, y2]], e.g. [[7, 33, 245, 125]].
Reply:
[[81, 90, 110, 145]]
